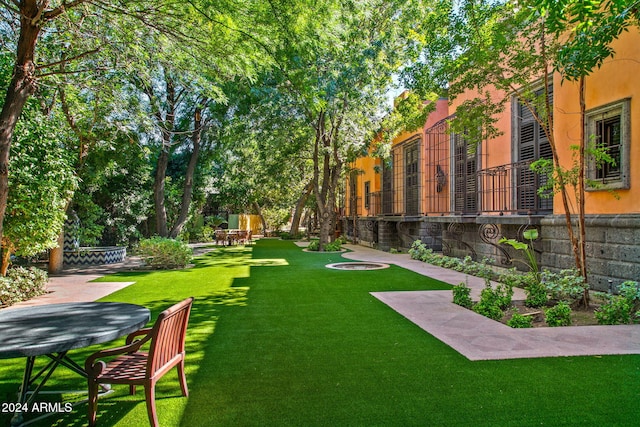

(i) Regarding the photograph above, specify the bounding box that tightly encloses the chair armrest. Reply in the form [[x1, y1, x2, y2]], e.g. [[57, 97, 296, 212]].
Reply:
[[85, 331, 152, 377], [126, 327, 153, 345]]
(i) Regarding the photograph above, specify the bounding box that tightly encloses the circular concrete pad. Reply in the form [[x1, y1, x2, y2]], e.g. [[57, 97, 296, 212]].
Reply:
[[325, 261, 390, 270]]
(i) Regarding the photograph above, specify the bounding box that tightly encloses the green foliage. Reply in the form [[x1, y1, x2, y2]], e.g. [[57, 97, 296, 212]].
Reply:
[[137, 237, 193, 269], [545, 302, 572, 327], [72, 134, 153, 247], [4, 108, 77, 261], [262, 207, 291, 233], [452, 281, 473, 309], [507, 312, 534, 329], [306, 238, 342, 252], [0, 267, 48, 307], [409, 240, 496, 279], [595, 297, 632, 325], [542, 269, 587, 303], [200, 226, 215, 242], [280, 232, 304, 240], [499, 229, 540, 280], [595, 281, 640, 325], [495, 282, 514, 310], [307, 240, 320, 251], [499, 270, 539, 290], [472, 282, 504, 321], [324, 240, 343, 252], [525, 282, 548, 308]]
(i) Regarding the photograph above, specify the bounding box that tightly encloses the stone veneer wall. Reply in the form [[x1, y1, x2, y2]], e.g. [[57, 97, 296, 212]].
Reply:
[[541, 214, 640, 292], [440, 221, 540, 271], [345, 214, 640, 292], [377, 221, 401, 251]]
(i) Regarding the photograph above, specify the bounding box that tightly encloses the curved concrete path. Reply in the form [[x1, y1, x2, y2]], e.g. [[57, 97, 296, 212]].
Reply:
[[341, 244, 640, 361]]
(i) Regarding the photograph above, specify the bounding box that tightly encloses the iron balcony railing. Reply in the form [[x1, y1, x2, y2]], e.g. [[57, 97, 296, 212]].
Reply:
[[346, 160, 553, 218]]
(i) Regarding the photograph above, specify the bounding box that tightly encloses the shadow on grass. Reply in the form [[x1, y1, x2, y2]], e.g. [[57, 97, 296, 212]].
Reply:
[[0, 245, 261, 427], [0, 285, 251, 427]]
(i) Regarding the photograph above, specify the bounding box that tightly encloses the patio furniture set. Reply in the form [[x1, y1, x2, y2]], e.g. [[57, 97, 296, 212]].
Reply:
[[0, 298, 194, 427]]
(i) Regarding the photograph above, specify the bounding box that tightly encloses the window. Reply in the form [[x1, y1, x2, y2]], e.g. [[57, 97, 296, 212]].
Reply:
[[586, 99, 630, 190], [405, 142, 420, 215], [513, 85, 553, 213], [364, 181, 371, 209], [452, 133, 478, 214], [349, 172, 358, 216], [382, 159, 393, 214]]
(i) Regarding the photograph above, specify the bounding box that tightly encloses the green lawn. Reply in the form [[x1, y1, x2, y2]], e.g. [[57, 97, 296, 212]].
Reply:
[[1, 239, 639, 426]]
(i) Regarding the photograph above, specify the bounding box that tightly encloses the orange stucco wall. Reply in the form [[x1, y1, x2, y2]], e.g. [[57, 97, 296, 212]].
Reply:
[[553, 28, 640, 214], [449, 85, 513, 170], [347, 28, 640, 217]]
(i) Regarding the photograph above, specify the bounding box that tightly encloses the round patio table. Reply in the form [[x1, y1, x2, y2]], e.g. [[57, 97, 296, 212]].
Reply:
[[0, 302, 150, 426]]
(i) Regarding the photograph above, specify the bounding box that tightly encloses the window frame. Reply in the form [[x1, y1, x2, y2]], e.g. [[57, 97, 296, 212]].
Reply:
[[585, 98, 631, 191]]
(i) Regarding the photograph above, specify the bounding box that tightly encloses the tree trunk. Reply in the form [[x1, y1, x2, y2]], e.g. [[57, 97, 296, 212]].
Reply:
[[152, 76, 177, 237], [578, 75, 589, 306], [0, 242, 12, 276], [0, 3, 42, 252], [170, 106, 203, 238], [48, 231, 65, 274], [252, 202, 268, 234], [311, 107, 345, 250], [290, 180, 313, 235], [154, 149, 170, 237]]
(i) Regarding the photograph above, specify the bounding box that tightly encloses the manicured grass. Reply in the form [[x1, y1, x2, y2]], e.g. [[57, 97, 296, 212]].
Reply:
[[1, 239, 639, 426]]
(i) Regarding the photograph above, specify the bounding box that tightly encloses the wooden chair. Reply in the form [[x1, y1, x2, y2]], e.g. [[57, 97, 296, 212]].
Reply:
[[85, 297, 194, 427]]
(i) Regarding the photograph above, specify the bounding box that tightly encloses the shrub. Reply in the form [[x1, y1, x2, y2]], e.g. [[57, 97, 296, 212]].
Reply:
[[494, 282, 514, 309], [452, 281, 473, 309], [595, 281, 640, 325], [473, 283, 504, 321], [0, 266, 48, 307], [595, 296, 632, 325], [409, 240, 428, 260], [545, 302, 572, 327], [542, 269, 587, 303], [525, 281, 547, 308], [280, 232, 304, 240], [409, 240, 498, 280], [306, 239, 342, 251], [200, 225, 215, 242], [138, 237, 193, 269], [324, 239, 343, 252], [499, 270, 537, 289], [507, 312, 533, 328]]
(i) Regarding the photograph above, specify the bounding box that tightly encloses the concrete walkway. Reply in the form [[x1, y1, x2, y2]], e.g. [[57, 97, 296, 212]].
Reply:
[[342, 244, 640, 361], [5, 243, 215, 309]]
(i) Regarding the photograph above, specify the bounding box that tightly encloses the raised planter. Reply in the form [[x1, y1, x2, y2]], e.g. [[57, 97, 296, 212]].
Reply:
[[63, 246, 126, 266]]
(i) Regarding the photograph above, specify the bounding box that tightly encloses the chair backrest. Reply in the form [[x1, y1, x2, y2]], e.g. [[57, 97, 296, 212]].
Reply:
[[147, 297, 194, 378]]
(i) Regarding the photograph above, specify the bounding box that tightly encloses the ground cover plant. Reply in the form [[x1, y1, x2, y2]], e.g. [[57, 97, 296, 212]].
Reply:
[[1, 240, 639, 426]]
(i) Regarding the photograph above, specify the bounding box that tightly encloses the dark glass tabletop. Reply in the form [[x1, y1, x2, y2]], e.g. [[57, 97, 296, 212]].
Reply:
[[0, 302, 151, 358]]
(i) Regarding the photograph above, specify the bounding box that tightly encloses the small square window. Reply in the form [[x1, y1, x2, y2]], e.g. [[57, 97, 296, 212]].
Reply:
[[586, 99, 630, 190]]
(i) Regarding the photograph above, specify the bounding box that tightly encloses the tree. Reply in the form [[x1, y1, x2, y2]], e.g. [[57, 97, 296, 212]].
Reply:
[[405, 0, 639, 305], [0, 0, 273, 256], [530, 0, 640, 304], [1, 105, 76, 274], [264, 0, 431, 249], [0, 0, 196, 248]]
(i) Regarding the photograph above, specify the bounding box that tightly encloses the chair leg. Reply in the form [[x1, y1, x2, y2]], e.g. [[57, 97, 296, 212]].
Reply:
[[87, 380, 99, 427], [145, 383, 159, 427], [177, 360, 189, 397]]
